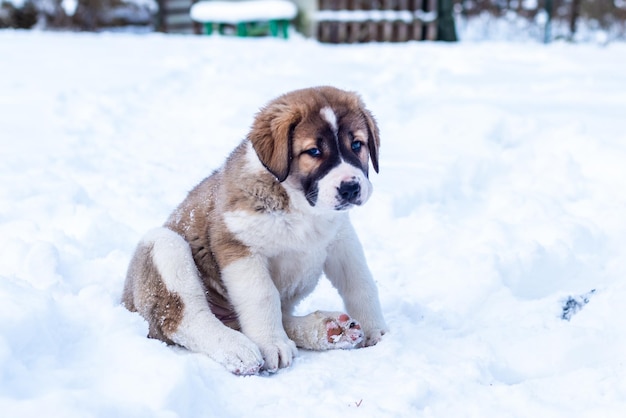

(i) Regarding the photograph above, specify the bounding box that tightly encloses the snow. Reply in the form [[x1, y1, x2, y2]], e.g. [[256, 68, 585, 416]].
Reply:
[[190, 0, 297, 23], [1, 29, 626, 417], [315, 10, 437, 24], [61, 0, 78, 16]]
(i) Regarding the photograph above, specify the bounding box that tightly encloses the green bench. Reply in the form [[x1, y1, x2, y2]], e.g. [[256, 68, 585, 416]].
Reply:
[[190, 0, 298, 39]]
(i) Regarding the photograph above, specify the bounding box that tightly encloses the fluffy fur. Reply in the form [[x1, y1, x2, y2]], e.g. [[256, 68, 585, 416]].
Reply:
[[122, 86, 387, 375]]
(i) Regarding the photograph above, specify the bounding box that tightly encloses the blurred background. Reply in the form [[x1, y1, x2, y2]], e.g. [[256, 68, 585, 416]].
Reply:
[[1, 0, 625, 43]]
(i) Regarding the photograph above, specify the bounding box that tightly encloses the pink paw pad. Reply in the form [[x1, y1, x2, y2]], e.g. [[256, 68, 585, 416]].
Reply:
[[325, 314, 363, 349]]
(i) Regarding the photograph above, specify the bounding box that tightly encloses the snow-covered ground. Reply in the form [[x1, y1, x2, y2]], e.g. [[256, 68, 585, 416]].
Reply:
[[1, 30, 626, 417]]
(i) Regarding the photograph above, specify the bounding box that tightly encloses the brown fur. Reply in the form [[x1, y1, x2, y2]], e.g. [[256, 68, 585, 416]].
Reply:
[[249, 86, 380, 181], [122, 244, 184, 343]]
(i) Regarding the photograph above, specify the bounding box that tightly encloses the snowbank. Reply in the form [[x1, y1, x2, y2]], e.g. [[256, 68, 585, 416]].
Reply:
[[1, 30, 626, 416]]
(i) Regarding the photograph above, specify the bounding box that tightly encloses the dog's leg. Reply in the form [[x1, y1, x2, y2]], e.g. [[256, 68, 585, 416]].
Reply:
[[124, 228, 264, 375], [283, 311, 364, 350], [324, 223, 388, 347], [220, 256, 298, 372]]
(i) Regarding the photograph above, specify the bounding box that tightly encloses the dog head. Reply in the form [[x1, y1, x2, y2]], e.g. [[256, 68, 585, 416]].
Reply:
[[248, 86, 380, 211]]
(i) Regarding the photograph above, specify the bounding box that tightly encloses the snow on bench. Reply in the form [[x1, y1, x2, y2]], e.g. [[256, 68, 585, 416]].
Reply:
[[190, 0, 298, 38]]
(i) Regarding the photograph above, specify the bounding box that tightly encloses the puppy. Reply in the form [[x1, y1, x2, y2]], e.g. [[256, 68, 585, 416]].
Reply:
[[122, 86, 387, 375]]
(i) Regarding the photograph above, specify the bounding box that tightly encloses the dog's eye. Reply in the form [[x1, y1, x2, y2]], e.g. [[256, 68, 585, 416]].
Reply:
[[305, 148, 322, 158], [351, 141, 363, 152]]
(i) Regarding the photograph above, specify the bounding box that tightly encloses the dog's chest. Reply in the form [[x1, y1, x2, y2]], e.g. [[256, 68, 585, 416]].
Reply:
[[223, 209, 341, 256], [268, 247, 328, 303]]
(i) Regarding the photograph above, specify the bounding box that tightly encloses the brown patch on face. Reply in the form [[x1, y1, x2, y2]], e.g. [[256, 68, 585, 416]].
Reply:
[[335, 112, 373, 173], [248, 86, 381, 182], [291, 122, 326, 175], [248, 103, 300, 182], [124, 243, 185, 344], [361, 108, 380, 173], [350, 129, 370, 168]]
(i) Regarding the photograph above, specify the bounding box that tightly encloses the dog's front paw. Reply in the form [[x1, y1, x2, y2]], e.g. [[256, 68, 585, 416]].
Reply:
[[212, 331, 265, 376], [256, 335, 298, 373], [324, 313, 364, 349], [361, 327, 386, 347]]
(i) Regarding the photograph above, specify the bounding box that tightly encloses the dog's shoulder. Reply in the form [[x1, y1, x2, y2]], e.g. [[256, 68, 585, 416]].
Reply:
[[166, 141, 290, 231], [220, 141, 291, 214], [165, 170, 219, 235]]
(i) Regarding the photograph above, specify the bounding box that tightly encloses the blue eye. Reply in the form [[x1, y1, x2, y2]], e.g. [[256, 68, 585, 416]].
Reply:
[[306, 148, 321, 157], [351, 141, 362, 152]]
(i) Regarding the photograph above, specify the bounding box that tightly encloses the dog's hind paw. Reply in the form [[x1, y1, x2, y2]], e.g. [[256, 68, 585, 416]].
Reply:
[[324, 313, 363, 349], [283, 310, 363, 350]]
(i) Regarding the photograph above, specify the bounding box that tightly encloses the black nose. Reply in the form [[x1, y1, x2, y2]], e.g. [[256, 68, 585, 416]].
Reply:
[[338, 181, 360, 203]]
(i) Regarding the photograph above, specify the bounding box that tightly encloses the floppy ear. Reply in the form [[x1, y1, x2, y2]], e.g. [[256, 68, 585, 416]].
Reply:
[[360, 106, 380, 173], [248, 102, 300, 182]]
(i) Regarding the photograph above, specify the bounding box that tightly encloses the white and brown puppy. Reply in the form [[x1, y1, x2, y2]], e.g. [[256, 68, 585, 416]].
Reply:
[[122, 86, 387, 375]]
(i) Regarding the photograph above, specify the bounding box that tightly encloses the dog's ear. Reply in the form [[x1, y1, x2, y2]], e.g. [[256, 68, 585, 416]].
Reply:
[[360, 105, 380, 173], [249, 101, 300, 182]]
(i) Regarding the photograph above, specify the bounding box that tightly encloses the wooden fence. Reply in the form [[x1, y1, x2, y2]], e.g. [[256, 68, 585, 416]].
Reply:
[[316, 0, 439, 43], [157, 0, 197, 33], [157, 0, 442, 41]]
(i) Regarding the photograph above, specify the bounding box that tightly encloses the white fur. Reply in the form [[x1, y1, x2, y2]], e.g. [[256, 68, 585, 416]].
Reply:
[[316, 162, 373, 210], [323, 222, 386, 346], [320, 106, 337, 132], [223, 208, 339, 256], [144, 227, 264, 375], [223, 201, 386, 351], [244, 140, 265, 172], [222, 206, 339, 314], [221, 256, 297, 371]]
